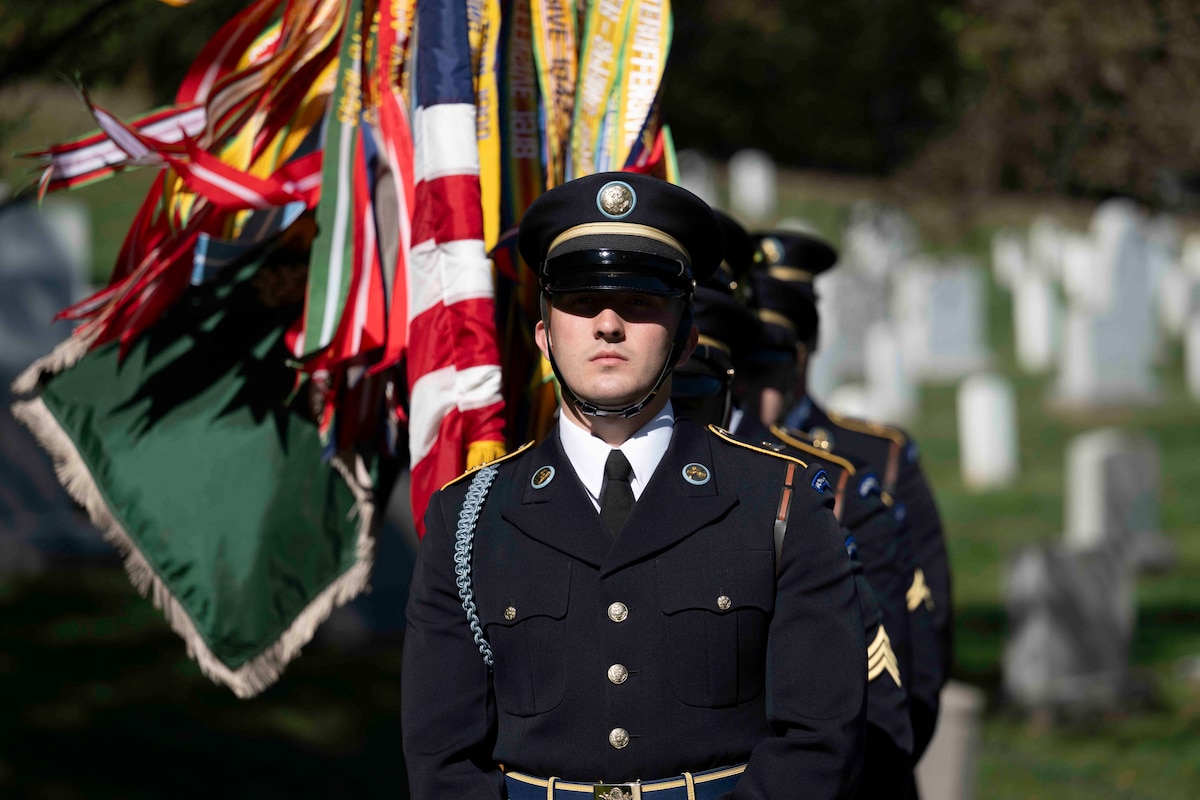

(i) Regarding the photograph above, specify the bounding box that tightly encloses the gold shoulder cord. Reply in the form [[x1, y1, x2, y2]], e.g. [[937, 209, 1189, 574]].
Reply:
[[769, 425, 857, 476], [706, 425, 808, 468], [826, 411, 909, 447], [440, 440, 535, 491]]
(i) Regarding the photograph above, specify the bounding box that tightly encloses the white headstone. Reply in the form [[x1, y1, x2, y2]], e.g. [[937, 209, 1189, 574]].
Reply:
[[893, 258, 991, 382], [1003, 542, 1135, 712], [1187, 315, 1200, 400], [1028, 215, 1066, 280], [1158, 269, 1200, 339], [863, 321, 917, 425], [807, 269, 889, 398], [991, 229, 1027, 292], [1059, 232, 1101, 311], [823, 383, 870, 420], [727, 149, 776, 224], [915, 681, 986, 800], [1181, 232, 1200, 277], [677, 149, 719, 208], [1064, 429, 1174, 572], [957, 373, 1018, 491], [842, 202, 918, 278], [1012, 271, 1061, 374]]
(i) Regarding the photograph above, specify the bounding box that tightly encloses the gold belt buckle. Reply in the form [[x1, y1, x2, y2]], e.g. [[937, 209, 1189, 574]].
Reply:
[[594, 783, 641, 800]]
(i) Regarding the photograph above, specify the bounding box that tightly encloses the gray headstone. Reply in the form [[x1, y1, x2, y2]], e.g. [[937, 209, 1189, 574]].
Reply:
[[1003, 542, 1135, 713], [807, 269, 889, 397], [727, 149, 776, 224], [893, 258, 991, 382], [1054, 211, 1160, 407], [0, 198, 107, 570], [957, 373, 1018, 491], [1064, 429, 1174, 572]]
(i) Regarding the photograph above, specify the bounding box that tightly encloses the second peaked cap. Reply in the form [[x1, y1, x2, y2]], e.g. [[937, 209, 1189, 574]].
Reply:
[[518, 172, 724, 296]]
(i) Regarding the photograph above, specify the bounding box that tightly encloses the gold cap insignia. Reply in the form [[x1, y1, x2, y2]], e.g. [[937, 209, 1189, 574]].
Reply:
[[682, 462, 711, 485], [531, 465, 555, 489], [504, 606, 517, 621], [760, 235, 784, 265], [597, 181, 636, 219]]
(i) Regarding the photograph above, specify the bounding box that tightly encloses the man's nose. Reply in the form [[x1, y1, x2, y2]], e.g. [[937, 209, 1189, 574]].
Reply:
[[594, 306, 625, 338]]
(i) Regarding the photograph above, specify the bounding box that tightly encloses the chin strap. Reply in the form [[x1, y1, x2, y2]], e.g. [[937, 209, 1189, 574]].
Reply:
[[541, 293, 692, 419]]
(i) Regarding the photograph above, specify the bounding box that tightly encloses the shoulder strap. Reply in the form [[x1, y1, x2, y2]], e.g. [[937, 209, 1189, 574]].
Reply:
[[453, 465, 500, 668]]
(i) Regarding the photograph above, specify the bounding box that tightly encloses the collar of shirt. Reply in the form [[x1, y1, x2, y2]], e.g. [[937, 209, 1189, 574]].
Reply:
[[558, 401, 676, 511]]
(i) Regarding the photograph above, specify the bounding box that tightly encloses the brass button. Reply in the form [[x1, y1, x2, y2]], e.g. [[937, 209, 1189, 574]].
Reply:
[[608, 727, 630, 749], [608, 602, 629, 623], [717, 595, 732, 611], [504, 606, 516, 621], [607, 664, 629, 685]]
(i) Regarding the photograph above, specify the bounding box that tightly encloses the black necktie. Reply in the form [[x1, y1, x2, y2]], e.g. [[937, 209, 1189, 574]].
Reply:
[[600, 449, 635, 539]]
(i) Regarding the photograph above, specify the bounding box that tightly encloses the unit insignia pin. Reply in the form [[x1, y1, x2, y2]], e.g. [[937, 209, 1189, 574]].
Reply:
[[531, 465, 555, 489], [760, 236, 783, 265], [682, 462, 711, 485]]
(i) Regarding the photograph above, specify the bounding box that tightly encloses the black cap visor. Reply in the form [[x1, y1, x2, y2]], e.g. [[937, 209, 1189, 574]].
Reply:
[[543, 249, 691, 296]]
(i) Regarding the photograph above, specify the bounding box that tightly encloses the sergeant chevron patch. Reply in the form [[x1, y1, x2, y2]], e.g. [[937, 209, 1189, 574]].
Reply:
[[867, 625, 902, 687], [907, 568, 935, 612]]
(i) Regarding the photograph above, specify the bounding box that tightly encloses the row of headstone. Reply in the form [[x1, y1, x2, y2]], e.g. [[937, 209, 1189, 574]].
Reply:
[[1002, 428, 1172, 715], [992, 198, 1196, 407]]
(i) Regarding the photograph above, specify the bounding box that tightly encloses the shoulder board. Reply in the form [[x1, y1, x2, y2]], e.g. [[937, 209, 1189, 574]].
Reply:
[[826, 411, 909, 446], [440, 440, 536, 491], [707, 424, 808, 468], [769, 425, 857, 476]]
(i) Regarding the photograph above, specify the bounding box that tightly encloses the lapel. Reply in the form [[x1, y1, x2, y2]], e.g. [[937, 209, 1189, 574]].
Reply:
[[600, 419, 738, 577], [499, 427, 611, 568]]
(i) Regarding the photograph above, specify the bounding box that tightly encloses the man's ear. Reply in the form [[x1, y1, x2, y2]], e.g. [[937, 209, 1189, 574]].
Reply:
[[535, 319, 550, 360], [675, 324, 700, 367]]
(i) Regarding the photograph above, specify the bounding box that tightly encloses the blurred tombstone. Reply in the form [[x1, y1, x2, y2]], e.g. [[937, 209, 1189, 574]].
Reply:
[[1187, 315, 1200, 401], [863, 321, 916, 425], [727, 149, 776, 225], [807, 268, 888, 399], [676, 148, 719, 208], [893, 257, 990, 382], [841, 201, 918, 279], [1181, 232, 1200, 277], [1012, 271, 1062, 374], [1028, 215, 1065, 280], [915, 681, 986, 800], [1055, 211, 1159, 407], [0, 198, 107, 571], [1064, 429, 1175, 573], [823, 382, 870, 420], [956, 373, 1018, 491], [1003, 542, 1135, 713], [1059, 232, 1100, 310], [991, 229, 1027, 292], [1158, 269, 1200, 339]]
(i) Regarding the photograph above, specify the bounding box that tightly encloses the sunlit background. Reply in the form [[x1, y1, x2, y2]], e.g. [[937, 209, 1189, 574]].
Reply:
[[2, 2, 1199, 798]]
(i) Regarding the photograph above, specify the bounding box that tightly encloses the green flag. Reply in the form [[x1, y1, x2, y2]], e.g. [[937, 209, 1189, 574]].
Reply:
[[12, 241, 374, 698]]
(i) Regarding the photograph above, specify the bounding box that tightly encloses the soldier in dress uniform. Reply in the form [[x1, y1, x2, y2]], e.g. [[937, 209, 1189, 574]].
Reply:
[[670, 259, 915, 800], [401, 173, 867, 799], [743, 230, 952, 780]]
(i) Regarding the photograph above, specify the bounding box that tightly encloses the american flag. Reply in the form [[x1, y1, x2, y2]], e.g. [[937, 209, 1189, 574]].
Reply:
[[407, 0, 506, 536]]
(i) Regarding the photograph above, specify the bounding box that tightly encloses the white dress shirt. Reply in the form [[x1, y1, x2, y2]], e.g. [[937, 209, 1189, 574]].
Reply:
[[557, 401, 676, 512]]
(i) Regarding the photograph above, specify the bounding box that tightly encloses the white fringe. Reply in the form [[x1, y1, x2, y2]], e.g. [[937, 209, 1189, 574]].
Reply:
[[11, 393, 377, 699], [11, 333, 95, 399]]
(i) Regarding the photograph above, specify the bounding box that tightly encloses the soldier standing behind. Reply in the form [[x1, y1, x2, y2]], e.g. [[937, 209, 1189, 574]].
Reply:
[[402, 173, 867, 799], [743, 230, 952, 781]]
